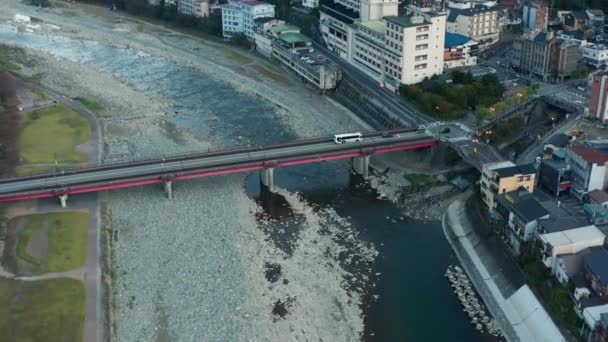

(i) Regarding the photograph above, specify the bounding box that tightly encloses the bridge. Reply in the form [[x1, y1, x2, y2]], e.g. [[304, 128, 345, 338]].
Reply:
[[0, 129, 436, 207]]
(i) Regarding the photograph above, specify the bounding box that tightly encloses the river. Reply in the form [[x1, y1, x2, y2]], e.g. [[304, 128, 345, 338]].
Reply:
[[0, 18, 498, 341]]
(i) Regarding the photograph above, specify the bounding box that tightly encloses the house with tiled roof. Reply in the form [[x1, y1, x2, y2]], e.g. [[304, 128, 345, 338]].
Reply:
[[567, 146, 608, 199]]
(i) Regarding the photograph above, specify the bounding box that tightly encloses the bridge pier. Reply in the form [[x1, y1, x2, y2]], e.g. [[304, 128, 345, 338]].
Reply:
[[164, 181, 173, 199], [352, 156, 370, 179], [59, 194, 68, 208], [260, 168, 275, 192]]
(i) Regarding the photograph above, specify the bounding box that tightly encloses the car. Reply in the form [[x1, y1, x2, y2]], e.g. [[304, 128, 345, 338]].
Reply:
[[382, 132, 393, 138], [440, 127, 451, 134]]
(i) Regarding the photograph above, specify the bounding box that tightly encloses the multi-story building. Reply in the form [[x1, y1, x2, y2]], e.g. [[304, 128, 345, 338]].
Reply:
[[221, 0, 275, 39], [446, 5, 498, 47], [560, 11, 589, 32], [505, 197, 550, 254], [447, 0, 497, 10], [539, 151, 572, 197], [511, 31, 578, 81], [522, 0, 548, 32], [539, 224, 605, 271], [193, 0, 211, 17], [586, 10, 605, 33], [480, 161, 536, 211], [443, 32, 478, 69], [589, 72, 608, 123], [320, 1, 446, 86], [178, 0, 195, 15], [566, 145, 608, 199], [582, 44, 608, 69]]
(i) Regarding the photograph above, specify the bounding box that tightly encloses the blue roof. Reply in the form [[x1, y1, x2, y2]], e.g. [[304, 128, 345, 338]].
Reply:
[[445, 32, 473, 48], [584, 247, 608, 287]]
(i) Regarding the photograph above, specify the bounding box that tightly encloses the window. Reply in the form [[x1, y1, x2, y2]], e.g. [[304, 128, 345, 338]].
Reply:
[[415, 55, 427, 61], [416, 34, 428, 41], [416, 26, 429, 32], [415, 44, 428, 51], [517, 176, 524, 182], [415, 63, 427, 70]]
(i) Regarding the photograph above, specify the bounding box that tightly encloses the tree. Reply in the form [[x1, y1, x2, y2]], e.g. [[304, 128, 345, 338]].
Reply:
[[452, 70, 473, 84], [229, 33, 251, 49]]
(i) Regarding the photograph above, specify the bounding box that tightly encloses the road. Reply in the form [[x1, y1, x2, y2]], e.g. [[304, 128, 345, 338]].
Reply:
[[0, 131, 434, 197]]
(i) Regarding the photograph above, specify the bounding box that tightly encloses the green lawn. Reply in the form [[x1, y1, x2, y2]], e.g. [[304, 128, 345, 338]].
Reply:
[[24, 87, 47, 102], [19, 104, 91, 164], [0, 278, 85, 342], [15, 165, 55, 176], [16, 212, 89, 274], [405, 173, 435, 185], [74, 97, 103, 113]]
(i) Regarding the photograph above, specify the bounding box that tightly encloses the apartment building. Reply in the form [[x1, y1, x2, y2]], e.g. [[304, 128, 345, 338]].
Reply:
[[443, 32, 478, 69], [582, 44, 608, 69], [178, 0, 195, 15], [589, 71, 608, 122], [320, 1, 446, 86], [522, 0, 548, 32], [302, 0, 319, 9], [566, 145, 608, 199], [221, 0, 275, 39], [511, 31, 578, 81], [446, 5, 499, 46], [480, 161, 536, 211]]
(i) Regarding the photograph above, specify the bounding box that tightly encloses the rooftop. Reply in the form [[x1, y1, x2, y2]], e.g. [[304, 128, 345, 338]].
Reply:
[[271, 24, 300, 33], [384, 15, 427, 28], [584, 303, 608, 328], [539, 216, 591, 233], [584, 247, 608, 287], [361, 20, 385, 34], [540, 225, 605, 247], [587, 9, 605, 16], [495, 163, 536, 177], [511, 198, 550, 222], [447, 5, 496, 22], [484, 160, 515, 171], [445, 32, 474, 48], [589, 190, 608, 205], [570, 146, 608, 164], [572, 11, 589, 20], [546, 133, 571, 148], [279, 32, 311, 44], [231, 0, 272, 6]]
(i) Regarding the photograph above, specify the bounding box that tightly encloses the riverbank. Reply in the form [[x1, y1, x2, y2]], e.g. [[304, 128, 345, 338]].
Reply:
[[442, 198, 565, 342]]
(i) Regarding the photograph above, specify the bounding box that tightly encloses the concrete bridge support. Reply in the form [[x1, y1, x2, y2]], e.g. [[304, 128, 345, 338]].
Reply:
[[261, 168, 275, 192], [59, 194, 68, 208], [352, 156, 370, 179], [164, 181, 173, 199]]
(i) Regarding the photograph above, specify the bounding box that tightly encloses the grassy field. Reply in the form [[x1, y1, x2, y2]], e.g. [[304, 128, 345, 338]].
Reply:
[[24, 86, 46, 102], [0, 278, 85, 342], [19, 104, 91, 164], [16, 212, 89, 274], [404, 173, 435, 186], [74, 97, 103, 113], [15, 165, 55, 176]]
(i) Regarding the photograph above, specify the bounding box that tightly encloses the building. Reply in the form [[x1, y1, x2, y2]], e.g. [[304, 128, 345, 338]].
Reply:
[[511, 31, 578, 81], [582, 44, 608, 69], [590, 189, 608, 208], [539, 224, 605, 271], [178, 0, 195, 15], [446, 5, 499, 46], [221, 0, 275, 39], [589, 72, 608, 123], [566, 145, 608, 199], [522, 0, 548, 32], [302, 0, 319, 9], [271, 28, 343, 90], [586, 10, 605, 33], [539, 150, 572, 197], [582, 305, 608, 342], [480, 161, 536, 211], [544, 133, 572, 153], [497, 0, 516, 9], [505, 197, 550, 254], [443, 32, 478, 69], [554, 248, 592, 284], [584, 203, 608, 225], [447, 0, 497, 10], [320, 1, 447, 86], [584, 247, 608, 297], [561, 11, 589, 32], [254, 18, 286, 57]]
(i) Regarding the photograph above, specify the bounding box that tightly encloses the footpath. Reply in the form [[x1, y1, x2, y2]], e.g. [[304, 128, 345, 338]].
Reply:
[[442, 199, 565, 342]]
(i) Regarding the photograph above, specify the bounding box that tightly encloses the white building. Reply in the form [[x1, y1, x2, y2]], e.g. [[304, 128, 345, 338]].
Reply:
[[320, 2, 446, 86], [582, 44, 608, 69], [447, 0, 497, 10], [302, 0, 319, 9], [221, 0, 275, 39], [446, 5, 499, 46], [178, 0, 195, 15], [443, 32, 478, 69], [538, 225, 605, 271], [254, 18, 287, 57], [566, 146, 608, 199]]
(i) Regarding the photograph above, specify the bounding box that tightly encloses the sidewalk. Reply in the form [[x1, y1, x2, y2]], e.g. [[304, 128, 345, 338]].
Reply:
[[442, 199, 565, 342]]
